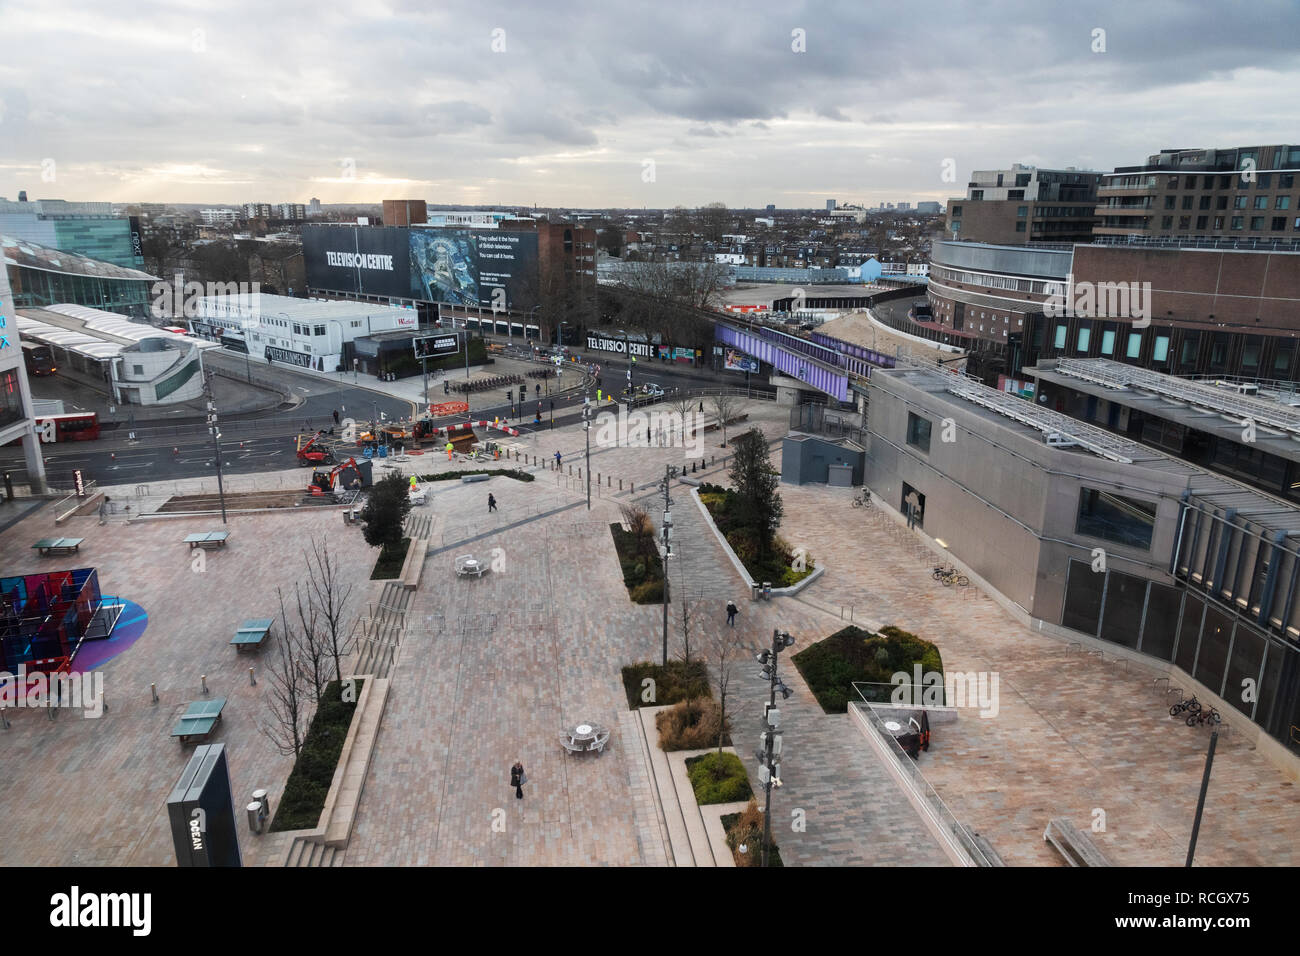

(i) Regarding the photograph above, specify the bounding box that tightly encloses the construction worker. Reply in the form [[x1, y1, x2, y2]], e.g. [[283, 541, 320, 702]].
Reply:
[[445, 441, 454, 461]]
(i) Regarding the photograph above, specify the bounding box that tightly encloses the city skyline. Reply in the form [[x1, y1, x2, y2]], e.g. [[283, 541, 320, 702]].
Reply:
[[1, 0, 1299, 207]]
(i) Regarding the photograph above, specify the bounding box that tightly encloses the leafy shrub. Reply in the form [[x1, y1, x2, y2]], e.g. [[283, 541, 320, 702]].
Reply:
[[630, 579, 664, 604], [621, 661, 711, 709], [415, 469, 534, 482], [685, 752, 753, 805], [656, 700, 731, 751], [791, 624, 942, 714]]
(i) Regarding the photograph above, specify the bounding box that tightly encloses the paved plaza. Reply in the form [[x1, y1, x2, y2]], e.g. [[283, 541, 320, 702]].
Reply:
[[2, 398, 1299, 866]]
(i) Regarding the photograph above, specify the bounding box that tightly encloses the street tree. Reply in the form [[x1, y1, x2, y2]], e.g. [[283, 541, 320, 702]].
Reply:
[[709, 392, 741, 447], [260, 588, 309, 757], [359, 473, 411, 558], [729, 427, 784, 558], [304, 535, 354, 683]]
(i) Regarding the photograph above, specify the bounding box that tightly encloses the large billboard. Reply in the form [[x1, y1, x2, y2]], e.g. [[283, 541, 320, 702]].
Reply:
[[304, 224, 539, 310], [724, 347, 760, 373], [409, 227, 537, 309], [303, 225, 413, 299]]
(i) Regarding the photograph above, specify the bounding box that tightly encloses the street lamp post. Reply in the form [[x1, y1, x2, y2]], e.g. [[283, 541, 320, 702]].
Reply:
[[660, 465, 673, 666], [206, 400, 228, 524], [756, 629, 795, 868], [582, 392, 592, 510]]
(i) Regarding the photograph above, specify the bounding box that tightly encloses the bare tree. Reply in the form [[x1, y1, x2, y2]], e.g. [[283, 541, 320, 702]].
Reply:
[[710, 393, 741, 447], [304, 535, 354, 682], [675, 563, 704, 709], [260, 588, 309, 758], [704, 618, 747, 754], [293, 582, 327, 703]]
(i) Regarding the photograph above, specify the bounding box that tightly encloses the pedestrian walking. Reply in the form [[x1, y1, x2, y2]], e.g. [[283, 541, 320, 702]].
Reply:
[[510, 761, 527, 800], [488, 493, 497, 513], [554, 450, 562, 467], [445, 441, 455, 461], [699, 401, 704, 412], [726, 599, 738, 627], [333, 409, 340, 425]]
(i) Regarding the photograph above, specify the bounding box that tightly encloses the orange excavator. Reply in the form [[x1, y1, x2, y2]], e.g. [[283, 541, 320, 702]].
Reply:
[[308, 457, 366, 497]]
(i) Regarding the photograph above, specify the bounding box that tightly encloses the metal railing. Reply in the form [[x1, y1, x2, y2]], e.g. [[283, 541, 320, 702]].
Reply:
[[850, 692, 994, 866]]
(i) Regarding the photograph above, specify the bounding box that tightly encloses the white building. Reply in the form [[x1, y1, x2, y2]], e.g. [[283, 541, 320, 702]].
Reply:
[[200, 208, 238, 225], [188, 292, 417, 372]]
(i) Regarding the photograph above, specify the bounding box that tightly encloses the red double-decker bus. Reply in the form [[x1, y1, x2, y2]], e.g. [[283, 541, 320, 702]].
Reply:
[[36, 412, 100, 443]]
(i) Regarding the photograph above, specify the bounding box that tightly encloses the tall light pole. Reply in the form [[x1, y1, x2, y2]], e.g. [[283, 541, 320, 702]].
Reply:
[[582, 391, 592, 510], [206, 399, 228, 524], [660, 465, 673, 666], [756, 629, 794, 868]]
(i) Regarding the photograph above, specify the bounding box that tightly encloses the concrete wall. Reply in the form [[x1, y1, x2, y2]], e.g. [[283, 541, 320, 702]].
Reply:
[[865, 369, 1187, 619]]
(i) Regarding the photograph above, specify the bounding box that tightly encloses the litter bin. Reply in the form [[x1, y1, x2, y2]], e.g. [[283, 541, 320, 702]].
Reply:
[[378, 445, 388, 458], [762, 582, 772, 600], [246, 802, 264, 834], [252, 788, 270, 819], [750, 582, 761, 601]]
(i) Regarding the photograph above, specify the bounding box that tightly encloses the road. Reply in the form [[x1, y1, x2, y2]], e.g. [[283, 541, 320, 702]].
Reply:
[[1, 345, 751, 488]]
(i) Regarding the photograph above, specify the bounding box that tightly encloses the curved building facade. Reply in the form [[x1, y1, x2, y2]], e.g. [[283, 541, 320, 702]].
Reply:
[[3, 235, 157, 317]]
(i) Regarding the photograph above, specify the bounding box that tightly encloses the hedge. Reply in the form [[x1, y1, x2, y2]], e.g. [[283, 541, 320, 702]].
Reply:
[[791, 624, 943, 714], [685, 751, 753, 805], [621, 661, 710, 709], [270, 679, 365, 832]]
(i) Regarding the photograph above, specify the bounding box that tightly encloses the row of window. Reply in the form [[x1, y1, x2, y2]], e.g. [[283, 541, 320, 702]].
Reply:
[[1164, 193, 1292, 210], [1159, 215, 1298, 231], [1162, 171, 1297, 191], [1054, 323, 1165, 361]]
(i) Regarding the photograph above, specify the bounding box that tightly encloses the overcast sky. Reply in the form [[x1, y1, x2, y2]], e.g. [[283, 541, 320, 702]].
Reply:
[[1, 0, 1298, 209]]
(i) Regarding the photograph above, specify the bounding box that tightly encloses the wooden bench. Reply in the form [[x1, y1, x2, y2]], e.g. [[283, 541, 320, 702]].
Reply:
[[32, 537, 84, 557], [170, 697, 227, 744], [230, 618, 273, 652], [184, 531, 230, 550], [1043, 817, 1111, 867]]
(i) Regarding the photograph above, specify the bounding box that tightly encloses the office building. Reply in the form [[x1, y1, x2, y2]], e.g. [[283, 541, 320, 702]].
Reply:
[[0, 258, 48, 492], [0, 197, 143, 268], [3, 235, 157, 317], [826, 199, 837, 211], [200, 208, 239, 226], [916, 201, 942, 214]]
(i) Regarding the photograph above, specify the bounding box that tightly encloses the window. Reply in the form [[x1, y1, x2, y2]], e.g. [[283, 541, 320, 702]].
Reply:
[[1054, 325, 1068, 349], [1182, 196, 1194, 210], [1126, 333, 1142, 358], [1153, 335, 1170, 362], [970, 190, 984, 200], [1196, 216, 1208, 230], [1101, 329, 1116, 355], [950, 205, 962, 217], [1213, 216, 1224, 230], [1017, 206, 1028, 217], [1199, 196, 1211, 210], [1165, 196, 1177, 210], [1233, 196, 1248, 209], [1077, 328, 1091, 352], [0, 370, 22, 429], [1184, 176, 1198, 190], [1076, 487, 1157, 550], [1282, 174, 1296, 188], [1257, 173, 1272, 188], [1203, 175, 1216, 190], [1251, 216, 1265, 230], [1179, 216, 1191, 230], [132, 364, 144, 375], [1161, 216, 1174, 229], [1216, 196, 1228, 210], [314, 325, 326, 336], [906, 413, 932, 453], [1254, 195, 1268, 209], [1273, 217, 1287, 231], [1015, 221, 1026, 232], [1231, 216, 1244, 230], [1276, 196, 1291, 209]]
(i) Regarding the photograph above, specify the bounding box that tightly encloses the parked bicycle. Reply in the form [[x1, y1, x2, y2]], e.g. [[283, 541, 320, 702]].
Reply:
[[1169, 695, 1202, 717], [932, 565, 970, 587], [851, 490, 872, 508], [1187, 707, 1221, 727]]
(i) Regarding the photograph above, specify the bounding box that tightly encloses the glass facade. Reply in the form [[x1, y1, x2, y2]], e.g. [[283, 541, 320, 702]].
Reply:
[[0, 368, 24, 429], [1076, 487, 1157, 549], [906, 412, 932, 452], [7, 264, 151, 316]]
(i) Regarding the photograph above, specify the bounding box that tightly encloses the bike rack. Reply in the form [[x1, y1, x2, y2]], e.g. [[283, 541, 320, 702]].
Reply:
[[1152, 677, 1170, 696], [1110, 658, 1130, 676], [1065, 642, 1082, 656]]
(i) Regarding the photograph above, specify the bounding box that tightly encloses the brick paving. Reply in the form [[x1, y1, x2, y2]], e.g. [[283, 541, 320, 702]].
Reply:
[[4, 397, 1296, 867]]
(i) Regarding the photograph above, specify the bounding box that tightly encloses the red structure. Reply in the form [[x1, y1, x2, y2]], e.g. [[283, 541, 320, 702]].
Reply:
[[0, 568, 117, 675]]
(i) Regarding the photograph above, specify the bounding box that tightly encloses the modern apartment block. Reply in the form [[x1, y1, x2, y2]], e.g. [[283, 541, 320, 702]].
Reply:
[[945, 164, 1102, 245], [1094, 145, 1300, 240]]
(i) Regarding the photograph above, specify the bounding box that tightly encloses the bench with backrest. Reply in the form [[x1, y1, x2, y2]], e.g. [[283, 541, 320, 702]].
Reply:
[[559, 734, 585, 754], [185, 531, 230, 550], [1043, 817, 1111, 867], [170, 697, 227, 744], [230, 618, 273, 652], [32, 537, 84, 557], [590, 731, 610, 753]]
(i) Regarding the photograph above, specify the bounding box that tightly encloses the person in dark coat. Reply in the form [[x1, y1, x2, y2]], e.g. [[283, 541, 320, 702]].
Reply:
[[333, 409, 340, 425], [726, 600, 738, 627], [510, 761, 526, 800], [488, 493, 497, 513]]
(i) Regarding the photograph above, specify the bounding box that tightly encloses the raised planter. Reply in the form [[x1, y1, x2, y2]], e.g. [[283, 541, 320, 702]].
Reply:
[[688, 487, 823, 597]]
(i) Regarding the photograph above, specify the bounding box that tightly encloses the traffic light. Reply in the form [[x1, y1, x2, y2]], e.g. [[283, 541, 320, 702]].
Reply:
[[505, 392, 511, 407]]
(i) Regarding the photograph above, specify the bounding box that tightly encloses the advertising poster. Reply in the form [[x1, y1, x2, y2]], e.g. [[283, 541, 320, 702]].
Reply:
[[409, 228, 539, 309], [724, 347, 760, 372], [302, 224, 412, 298]]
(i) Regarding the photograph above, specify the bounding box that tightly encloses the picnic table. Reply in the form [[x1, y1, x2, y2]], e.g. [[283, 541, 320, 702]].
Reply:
[[560, 722, 610, 754], [184, 531, 230, 550], [230, 618, 273, 652], [455, 554, 488, 578], [170, 697, 227, 744], [32, 537, 84, 557]]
